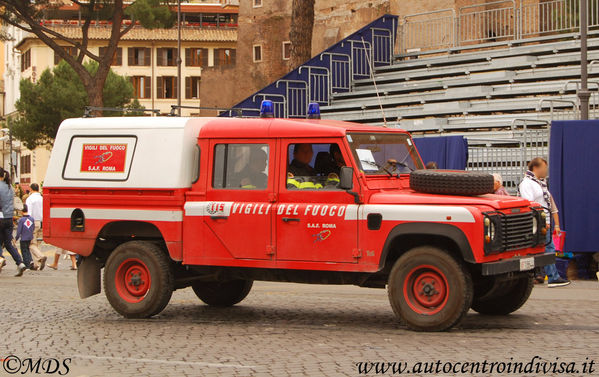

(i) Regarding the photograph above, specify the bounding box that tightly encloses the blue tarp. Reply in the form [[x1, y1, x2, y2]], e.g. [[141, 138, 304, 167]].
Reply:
[[550, 120, 599, 253], [413, 136, 469, 170]]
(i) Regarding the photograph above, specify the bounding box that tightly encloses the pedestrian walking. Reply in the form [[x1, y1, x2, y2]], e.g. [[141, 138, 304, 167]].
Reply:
[[519, 157, 570, 288], [0, 167, 26, 276], [15, 204, 35, 270], [25, 183, 47, 270], [47, 248, 77, 270]]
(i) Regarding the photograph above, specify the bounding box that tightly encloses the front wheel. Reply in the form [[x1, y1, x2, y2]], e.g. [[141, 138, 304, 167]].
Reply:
[[104, 241, 174, 318], [387, 246, 473, 332], [471, 275, 534, 315], [191, 279, 253, 307]]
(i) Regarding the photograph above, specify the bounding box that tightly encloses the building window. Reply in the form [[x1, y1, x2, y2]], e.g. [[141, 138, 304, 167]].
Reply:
[[54, 46, 78, 65], [282, 41, 291, 60], [99, 47, 122, 66], [214, 48, 236, 66], [20, 155, 31, 175], [253, 0, 262, 8], [127, 47, 151, 66], [185, 48, 208, 67], [185, 76, 201, 99], [21, 49, 31, 72], [131, 76, 151, 99], [157, 48, 177, 66], [253, 45, 262, 63], [213, 144, 269, 190], [157, 76, 177, 99]]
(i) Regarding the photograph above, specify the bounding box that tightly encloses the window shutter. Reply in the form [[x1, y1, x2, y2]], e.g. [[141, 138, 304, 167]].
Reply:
[[185, 77, 191, 99], [156, 48, 163, 66], [230, 49, 236, 65], [213, 49, 220, 67], [174, 76, 178, 99], [144, 76, 151, 99], [116, 48, 122, 66], [144, 48, 151, 66], [128, 48, 134, 66], [157, 77, 163, 99], [201, 49, 208, 67], [185, 48, 191, 66], [54, 52, 60, 65]]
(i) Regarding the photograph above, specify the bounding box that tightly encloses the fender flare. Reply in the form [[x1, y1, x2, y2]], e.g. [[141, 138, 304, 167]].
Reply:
[[379, 222, 476, 269]]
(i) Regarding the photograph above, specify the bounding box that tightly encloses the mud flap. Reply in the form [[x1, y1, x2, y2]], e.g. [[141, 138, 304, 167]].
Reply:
[[77, 256, 102, 298]]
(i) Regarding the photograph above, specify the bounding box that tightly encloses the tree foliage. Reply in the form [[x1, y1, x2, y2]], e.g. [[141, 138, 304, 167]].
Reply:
[[12, 61, 140, 149], [0, 1, 174, 110]]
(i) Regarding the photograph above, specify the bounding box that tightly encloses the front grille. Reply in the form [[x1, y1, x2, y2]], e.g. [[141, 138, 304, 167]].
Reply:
[[501, 212, 535, 251]]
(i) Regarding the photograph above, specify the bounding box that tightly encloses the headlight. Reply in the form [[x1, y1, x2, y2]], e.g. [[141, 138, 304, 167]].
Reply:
[[483, 213, 502, 253], [532, 216, 538, 234], [487, 221, 496, 240]]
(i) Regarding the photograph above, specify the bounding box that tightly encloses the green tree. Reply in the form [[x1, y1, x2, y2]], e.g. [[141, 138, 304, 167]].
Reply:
[[12, 61, 140, 149], [0, 1, 174, 112]]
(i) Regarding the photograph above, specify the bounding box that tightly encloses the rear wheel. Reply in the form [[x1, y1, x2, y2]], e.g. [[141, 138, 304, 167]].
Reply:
[[471, 275, 534, 315], [387, 246, 473, 331], [191, 279, 253, 307], [104, 241, 174, 318]]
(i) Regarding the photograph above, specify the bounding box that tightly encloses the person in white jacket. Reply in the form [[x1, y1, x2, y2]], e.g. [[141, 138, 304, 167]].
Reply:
[[25, 183, 47, 270], [519, 157, 570, 288]]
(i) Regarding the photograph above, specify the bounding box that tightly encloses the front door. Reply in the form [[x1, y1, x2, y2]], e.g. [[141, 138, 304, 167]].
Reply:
[[275, 139, 359, 263]]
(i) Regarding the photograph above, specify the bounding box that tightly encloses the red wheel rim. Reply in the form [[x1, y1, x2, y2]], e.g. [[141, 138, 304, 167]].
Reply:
[[114, 258, 151, 303], [403, 264, 449, 315]]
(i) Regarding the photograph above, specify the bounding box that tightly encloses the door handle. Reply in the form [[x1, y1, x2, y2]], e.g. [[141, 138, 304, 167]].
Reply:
[[282, 217, 300, 223], [210, 215, 228, 220]]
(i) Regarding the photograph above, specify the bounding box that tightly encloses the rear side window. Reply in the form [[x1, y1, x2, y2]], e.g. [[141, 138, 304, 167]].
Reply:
[[62, 135, 137, 181], [212, 143, 269, 190]]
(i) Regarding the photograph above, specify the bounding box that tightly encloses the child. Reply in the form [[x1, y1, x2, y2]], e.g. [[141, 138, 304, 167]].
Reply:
[[16, 204, 36, 271]]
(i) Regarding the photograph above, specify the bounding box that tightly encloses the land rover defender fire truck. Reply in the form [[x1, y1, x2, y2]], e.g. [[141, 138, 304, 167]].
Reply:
[[43, 110, 554, 331]]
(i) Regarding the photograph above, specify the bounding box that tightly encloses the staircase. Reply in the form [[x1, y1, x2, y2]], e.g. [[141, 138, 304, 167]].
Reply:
[[222, 3, 599, 193]]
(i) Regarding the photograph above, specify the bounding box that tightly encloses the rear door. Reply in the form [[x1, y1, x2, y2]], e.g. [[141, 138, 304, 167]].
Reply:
[[185, 139, 276, 262]]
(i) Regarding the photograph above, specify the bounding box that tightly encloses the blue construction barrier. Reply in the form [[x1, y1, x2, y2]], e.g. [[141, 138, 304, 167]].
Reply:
[[413, 136, 469, 170], [549, 120, 599, 253]]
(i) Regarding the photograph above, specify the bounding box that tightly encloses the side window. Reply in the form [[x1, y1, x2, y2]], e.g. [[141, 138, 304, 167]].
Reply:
[[286, 143, 346, 190], [213, 144, 269, 190]]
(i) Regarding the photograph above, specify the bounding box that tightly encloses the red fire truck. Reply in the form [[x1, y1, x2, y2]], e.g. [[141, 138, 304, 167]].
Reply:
[[43, 109, 553, 331]]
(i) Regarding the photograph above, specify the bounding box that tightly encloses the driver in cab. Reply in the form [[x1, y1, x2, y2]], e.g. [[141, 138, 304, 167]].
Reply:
[[288, 143, 315, 176]]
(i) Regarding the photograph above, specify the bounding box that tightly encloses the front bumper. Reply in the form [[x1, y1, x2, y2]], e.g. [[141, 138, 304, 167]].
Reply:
[[481, 252, 555, 276]]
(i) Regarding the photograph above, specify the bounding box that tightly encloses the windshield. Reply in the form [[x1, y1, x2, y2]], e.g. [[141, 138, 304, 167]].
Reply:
[[347, 132, 423, 175]]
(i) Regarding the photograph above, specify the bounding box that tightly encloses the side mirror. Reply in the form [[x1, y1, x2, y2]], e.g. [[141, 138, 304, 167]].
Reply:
[[339, 166, 353, 190]]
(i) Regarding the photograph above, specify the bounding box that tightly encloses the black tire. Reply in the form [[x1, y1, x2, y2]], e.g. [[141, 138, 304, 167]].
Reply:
[[191, 279, 253, 307], [387, 246, 473, 332], [410, 170, 494, 196], [471, 275, 534, 315], [104, 241, 174, 318]]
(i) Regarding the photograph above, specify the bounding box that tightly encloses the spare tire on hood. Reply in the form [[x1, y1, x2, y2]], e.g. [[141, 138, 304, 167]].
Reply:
[[409, 169, 494, 196]]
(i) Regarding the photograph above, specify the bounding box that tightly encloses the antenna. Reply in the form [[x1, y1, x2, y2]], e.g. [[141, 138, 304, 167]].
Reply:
[[361, 36, 389, 128]]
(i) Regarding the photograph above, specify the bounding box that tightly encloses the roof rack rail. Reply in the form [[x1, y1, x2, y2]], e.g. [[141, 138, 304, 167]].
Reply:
[[83, 107, 161, 118], [169, 105, 243, 117]]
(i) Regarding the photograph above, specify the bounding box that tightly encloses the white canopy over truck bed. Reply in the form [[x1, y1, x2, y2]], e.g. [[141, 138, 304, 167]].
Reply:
[[44, 117, 211, 189]]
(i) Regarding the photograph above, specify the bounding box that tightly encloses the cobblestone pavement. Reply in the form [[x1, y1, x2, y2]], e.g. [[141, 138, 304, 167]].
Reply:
[[0, 253, 598, 377]]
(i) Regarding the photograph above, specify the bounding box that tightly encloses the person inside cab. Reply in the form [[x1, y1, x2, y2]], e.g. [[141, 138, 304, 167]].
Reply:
[[240, 147, 268, 189], [288, 143, 315, 177], [315, 144, 345, 176]]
